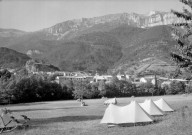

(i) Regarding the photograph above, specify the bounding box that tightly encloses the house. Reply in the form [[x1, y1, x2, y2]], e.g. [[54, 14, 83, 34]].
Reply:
[[54, 71, 72, 76], [125, 74, 133, 81], [55, 71, 93, 85], [46, 72, 55, 75], [140, 77, 155, 84], [151, 79, 156, 85], [116, 73, 126, 80], [161, 81, 172, 88], [93, 75, 113, 82], [134, 78, 140, 82], [56, 75, 93, 86], [169, 78, 189, 82], [139, 75, 160, 85], [140, 77, 148, 83]]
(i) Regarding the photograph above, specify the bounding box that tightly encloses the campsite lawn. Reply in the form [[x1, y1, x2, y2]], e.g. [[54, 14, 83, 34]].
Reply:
[[2, 95, 192, 135]]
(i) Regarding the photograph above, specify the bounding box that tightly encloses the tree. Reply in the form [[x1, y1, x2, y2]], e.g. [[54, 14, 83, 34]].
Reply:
[[90, 82, 100, 98], [149, 88, 155, 96], [98, 80, 106, 97], [105, 83, 119, 97], [171, 0, 192, 75], [118, 80, 136, 96], [185, 81, 192, 93], [166, 81, 186, 94], [0, 69, 12, 81], [72, 80, 90, 99], [168, 68, 182, 78], [139, 82, 154, 96], [64, 79, 74, 99], [152, 74, 160, 96], [0, 72, 16, 104], [13, 77, 39, 103]]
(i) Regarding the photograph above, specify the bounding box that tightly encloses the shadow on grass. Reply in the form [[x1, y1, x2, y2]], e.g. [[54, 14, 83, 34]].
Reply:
[[107, 118, 163, 128], [1, 102, 47, 107], [19, 115, 164, 130], [107, 123, 151, 128], [30, 115, 102, 125], [153, 117, 163, 124], [11, 107, 82, 112]]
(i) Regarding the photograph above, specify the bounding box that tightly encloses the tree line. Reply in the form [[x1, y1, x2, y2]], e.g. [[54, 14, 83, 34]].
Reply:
[[0, 69, 191, 104]]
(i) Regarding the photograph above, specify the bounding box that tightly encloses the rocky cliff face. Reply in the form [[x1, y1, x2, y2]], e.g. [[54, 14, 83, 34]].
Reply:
[[145, 11, 184, 27], [42, 11, 183, 40], [25, 60, 60, 73]]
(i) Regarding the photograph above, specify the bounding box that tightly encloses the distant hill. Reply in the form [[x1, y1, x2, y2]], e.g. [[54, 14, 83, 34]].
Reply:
[[0, 11, 180, 74], [0, 47, 30, 69], [0, 29, 26, 47], [0, 28, 25, 36]]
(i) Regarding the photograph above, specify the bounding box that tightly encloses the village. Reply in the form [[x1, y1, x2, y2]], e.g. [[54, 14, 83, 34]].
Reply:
[[31, 69, 191, 89]]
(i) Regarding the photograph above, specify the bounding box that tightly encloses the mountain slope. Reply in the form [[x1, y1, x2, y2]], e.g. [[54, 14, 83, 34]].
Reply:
[[3, 25, 176, 74], [0, 47, 30, 69], [0, 11, 180, 74], [42, 32, 123, 72], [119, 25, 175, 61], [111, 25, 177, 75]]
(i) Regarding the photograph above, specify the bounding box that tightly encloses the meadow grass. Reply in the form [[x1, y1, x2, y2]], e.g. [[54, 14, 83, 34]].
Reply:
[[1, 95, 192, 135]]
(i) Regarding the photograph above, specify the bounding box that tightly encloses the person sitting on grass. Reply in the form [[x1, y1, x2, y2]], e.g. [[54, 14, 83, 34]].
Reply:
[[80, 100, 88, 106]]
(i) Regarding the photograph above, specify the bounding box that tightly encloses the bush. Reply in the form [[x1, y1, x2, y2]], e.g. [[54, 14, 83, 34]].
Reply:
[[72, 81, 100, 99], [137, 82, 154, 96], [12, 75, 65, 103], [105, 83, 119, 97], [13, 77, 39, 103], [103, 80, 137, 98], [62, 85, 73, 99], [185, 82, 192, 94], [117, 80, 137, 97], [166, 81, 186, 95]]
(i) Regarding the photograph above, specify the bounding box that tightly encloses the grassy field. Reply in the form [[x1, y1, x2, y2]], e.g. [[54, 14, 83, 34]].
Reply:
[[1, 95, 192, 135]]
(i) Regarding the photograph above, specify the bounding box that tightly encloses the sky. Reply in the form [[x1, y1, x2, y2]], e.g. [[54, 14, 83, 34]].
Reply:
[[0, 0, 184, 32]]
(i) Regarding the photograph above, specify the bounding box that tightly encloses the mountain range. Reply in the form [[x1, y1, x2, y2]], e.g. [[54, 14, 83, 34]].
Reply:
[[0, 11, 180, 75]]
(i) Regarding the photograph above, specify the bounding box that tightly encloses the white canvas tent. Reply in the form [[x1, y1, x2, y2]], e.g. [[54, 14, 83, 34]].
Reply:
[[139, 99, 164, 116], [104, 98, 117, 105], [154, 98, 174, 112], [101, 101, 153, 124]]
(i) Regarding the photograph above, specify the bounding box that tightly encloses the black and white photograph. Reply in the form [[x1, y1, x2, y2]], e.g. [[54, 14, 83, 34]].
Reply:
[[0, 0, 192, 134]]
